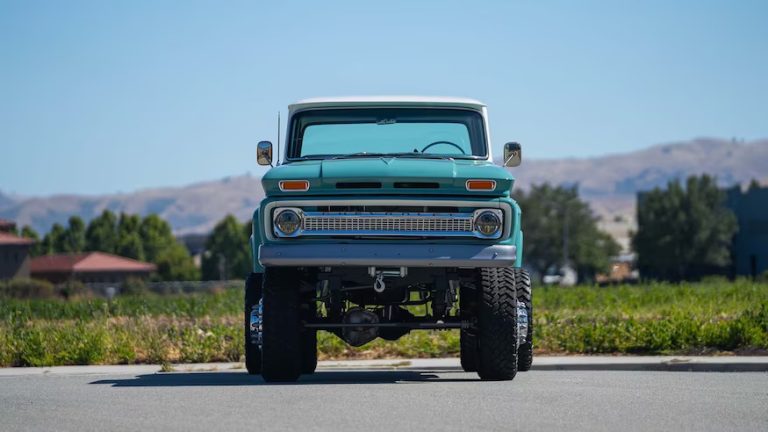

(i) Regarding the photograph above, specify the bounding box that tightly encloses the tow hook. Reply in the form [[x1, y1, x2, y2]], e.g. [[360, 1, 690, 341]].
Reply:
[[373, 273, 386, 293], [368, 267, 407, 293]]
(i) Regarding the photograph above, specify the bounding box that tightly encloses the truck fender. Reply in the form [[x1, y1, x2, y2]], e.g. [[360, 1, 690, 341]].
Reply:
[[251, 208, 265, 273]]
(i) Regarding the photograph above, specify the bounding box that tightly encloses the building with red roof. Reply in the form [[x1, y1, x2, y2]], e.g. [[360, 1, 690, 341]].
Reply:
[[0, 220, 36, 279], [0, 218, 17, 232], [30, 252, 156, 284]]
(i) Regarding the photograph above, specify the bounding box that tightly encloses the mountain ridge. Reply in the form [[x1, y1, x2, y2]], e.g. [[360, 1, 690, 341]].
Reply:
[[1, 138, 766, 237]]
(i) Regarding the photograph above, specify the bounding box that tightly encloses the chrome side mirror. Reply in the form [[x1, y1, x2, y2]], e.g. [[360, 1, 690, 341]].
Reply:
[[257, 141, 273, 166], [503, 142, 522, 167]]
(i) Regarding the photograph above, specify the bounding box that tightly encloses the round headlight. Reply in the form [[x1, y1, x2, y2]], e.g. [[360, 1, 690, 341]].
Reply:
[[275, 209, 302, 236], [475, 211, 501, 236]]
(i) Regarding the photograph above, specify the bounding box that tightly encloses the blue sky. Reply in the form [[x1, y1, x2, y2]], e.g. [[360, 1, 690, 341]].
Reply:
[[2, 0, 767, 196]]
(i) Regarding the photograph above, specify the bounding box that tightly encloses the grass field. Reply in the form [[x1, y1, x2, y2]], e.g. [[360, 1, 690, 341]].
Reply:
[[1, 279, 766, 367]]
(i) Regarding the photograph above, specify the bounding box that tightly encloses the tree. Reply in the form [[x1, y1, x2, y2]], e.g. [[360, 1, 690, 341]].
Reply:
[[34, 211, 200, 280], [20, 225, 42, 256], [61, 216, 86, 253], [117, 213, 141, 238], [39, 217, 86, 254], [20, 225, 38, 239], [632, 175, 737, 281], [139, 214, 198, 281], [85, 210, 118, 253], [40, 223, 66, 255], [155, 242, 200, 281], [116, 232, 145, 261], [139, 214, 175, 262], [202, 215, 251, 280], [513, 183, 620, 281], [114, 213, 145, 259]]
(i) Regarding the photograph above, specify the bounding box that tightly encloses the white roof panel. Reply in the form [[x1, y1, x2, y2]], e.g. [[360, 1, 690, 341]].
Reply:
[[289, 96, 486, 112]]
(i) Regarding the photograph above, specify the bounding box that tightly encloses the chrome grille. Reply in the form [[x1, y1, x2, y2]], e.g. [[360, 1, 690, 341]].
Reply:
[[302, 212, 474, 236]]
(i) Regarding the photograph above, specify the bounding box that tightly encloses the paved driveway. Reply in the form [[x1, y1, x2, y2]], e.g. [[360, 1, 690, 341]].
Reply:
[[1, 364, 766, 431]]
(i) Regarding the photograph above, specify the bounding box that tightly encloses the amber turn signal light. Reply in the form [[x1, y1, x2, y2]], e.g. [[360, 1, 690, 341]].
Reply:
[[279, 180, 310, 192], [465, 179, 496, 191]]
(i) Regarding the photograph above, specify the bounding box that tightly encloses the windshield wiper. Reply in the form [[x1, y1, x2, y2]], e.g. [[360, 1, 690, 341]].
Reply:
[[331, 152, 388, 159], [383, 152, 454, 160], [317, 152, 476, 161], [332, 152, 453, 160], [292, 155, 332, 161]]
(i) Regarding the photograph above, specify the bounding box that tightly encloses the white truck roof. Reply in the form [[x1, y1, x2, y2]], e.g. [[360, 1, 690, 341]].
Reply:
[[288, 96, 486, 113]]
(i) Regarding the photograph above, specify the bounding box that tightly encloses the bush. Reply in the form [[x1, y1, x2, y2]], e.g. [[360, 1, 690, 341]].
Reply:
[[58, 280, 93, 300], [699, 275, 731, 285], [121, 277, 149, 296], [0, 278, 56, 299]]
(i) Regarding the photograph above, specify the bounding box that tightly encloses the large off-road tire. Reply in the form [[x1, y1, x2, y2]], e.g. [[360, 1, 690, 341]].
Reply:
[[261, 267, 302, 382], [459, 284, 478, 372], [302, 329, 318, 374], [476, 267, 519, 381], [301, 296, 318, 374], [244, 273, 263, 375], [460, 330, 478, 372], [515, 269, 533, 372]]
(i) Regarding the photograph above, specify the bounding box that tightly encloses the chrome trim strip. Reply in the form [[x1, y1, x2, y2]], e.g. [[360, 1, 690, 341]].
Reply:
[[264, 199, 512, 241], [302, 210, 475, 236], [275, 210, 478, 238]]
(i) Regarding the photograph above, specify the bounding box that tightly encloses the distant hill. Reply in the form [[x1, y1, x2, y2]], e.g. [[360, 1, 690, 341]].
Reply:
[[1, 138, 766, 244], [0, 176, 264, 236], [506, 138, 768, 249], [508, 137, 768, 216], [0, 191, 18, 210]]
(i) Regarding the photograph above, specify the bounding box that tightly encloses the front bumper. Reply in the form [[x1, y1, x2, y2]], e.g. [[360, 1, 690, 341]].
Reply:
[[258, 243, 516, 267]]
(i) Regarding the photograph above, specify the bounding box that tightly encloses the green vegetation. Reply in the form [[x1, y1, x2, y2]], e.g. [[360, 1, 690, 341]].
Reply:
[[201, 215, 252, 281], [513, 184, 621, 280], [0, 278, 96, 301], [533, 279, 767, 354], [633, 174, 738, 281], [0, 279, 56, 300], [22, 211, 254, 282], [26, 210, 200, 281], [1, 280, 765, 367]]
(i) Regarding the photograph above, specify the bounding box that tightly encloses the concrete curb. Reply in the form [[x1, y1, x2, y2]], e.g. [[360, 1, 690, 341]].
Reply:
[[1, 356, 766, 377], [529, 356, 768, 372], [319, 356, 768, 372]]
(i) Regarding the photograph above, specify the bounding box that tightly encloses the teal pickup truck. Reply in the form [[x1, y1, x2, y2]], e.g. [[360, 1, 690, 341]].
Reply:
[[246, 97, 532, 382]]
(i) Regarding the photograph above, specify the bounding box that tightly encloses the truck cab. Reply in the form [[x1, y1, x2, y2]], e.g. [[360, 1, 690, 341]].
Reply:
[[245, 97, 532, 382]]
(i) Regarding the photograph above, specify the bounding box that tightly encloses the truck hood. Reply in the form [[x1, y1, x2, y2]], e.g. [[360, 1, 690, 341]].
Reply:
[[261, 157, 515, 197]]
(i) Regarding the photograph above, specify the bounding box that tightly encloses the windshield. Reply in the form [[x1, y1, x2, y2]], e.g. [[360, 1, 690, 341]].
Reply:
[[288, 108, 487, 159]]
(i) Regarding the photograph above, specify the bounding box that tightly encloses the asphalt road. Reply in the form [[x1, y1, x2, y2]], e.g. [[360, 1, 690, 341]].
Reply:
[[1, 367, 766, 432]]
